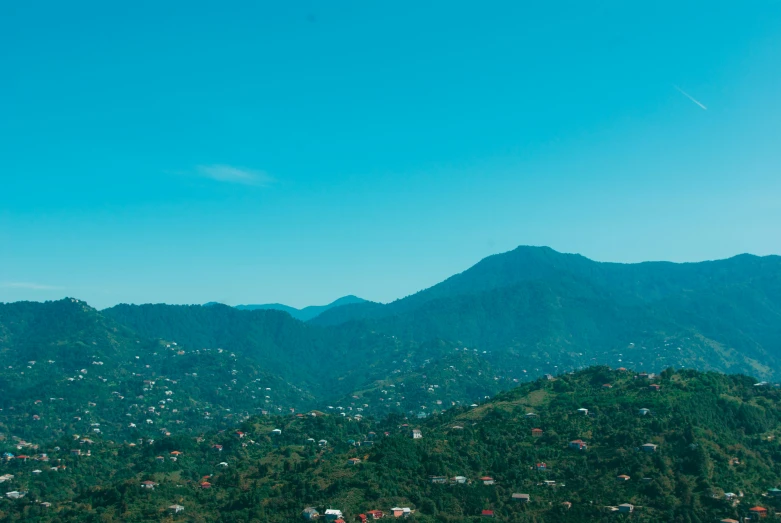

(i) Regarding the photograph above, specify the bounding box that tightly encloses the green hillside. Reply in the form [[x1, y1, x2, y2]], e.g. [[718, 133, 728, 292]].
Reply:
[[3, 368, 781, 522]]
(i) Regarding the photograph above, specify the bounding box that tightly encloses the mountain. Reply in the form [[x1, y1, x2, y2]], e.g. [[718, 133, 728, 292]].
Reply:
[[230, 295, 366, 321], [0, 299, 316, 442], [308, 246, 781, 379], [4, 367, 781, 522]]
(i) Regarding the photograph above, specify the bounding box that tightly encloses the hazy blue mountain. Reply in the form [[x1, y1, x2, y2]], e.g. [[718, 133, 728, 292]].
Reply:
[[209, 295, 367, 321]]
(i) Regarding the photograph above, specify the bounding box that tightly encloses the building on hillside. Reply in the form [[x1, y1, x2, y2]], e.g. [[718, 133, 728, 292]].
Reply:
[[430, 476, 447, 484], [357, 514, 367, 523], [768, 488, 781, 497], [536, 463, 547, 471], [5, 491, 25, 499], [531, 428, 543, 437], [618, 504, 634, 513], [70, 449, 81, 456], [366, 509, 384, 519], [719, 519, 739, 523], [411, 429, 422, 439], [481, 509, 495, 517], [140, 480, 157, 489], [561, 501, 572, 509], [616, 475, 630, 481], [649, 384, 661, 391], [169, 505, 184, 514], [390, 507, 411, 517], [155, 456, 164, 463], [638, 408, 650, 415], [480, 476, 495, 485], [602, 383, 613, 389], [512, 493, 530, 503], [271, 429, 282, 435], [452, 476, 467, 484], [301, 507, 319, 520], [348, 458, 361, 465], [319, 440, 328, 447], [749, 506, 768, 519], [544, 374, 554, 380], [569, 439, 587, 450], [642, 443, 658, 453], [324, 509, 344, 521], [199, 481, 211, 489], [525, 412, 537, 418], [577, 408, 588, 415]]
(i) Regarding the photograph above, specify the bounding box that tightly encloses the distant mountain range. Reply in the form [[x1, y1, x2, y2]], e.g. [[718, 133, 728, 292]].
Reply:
[[230, 295, 366, 321], [2, 246, 781, 440]]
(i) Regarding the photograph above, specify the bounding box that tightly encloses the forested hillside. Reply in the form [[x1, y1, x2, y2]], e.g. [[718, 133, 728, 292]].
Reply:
[[3, 368, 781, 522]]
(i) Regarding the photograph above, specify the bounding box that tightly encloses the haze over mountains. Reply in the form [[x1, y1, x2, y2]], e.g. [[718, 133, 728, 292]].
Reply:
[[231, 295, 367, 322]]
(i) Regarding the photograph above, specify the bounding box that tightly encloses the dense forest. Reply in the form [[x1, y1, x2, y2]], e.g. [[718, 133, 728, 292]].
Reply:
[[2, 368, 781, 522]]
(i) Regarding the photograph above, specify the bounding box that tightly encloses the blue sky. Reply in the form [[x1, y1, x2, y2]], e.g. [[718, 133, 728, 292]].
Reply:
[[2, 1, 780, 309]]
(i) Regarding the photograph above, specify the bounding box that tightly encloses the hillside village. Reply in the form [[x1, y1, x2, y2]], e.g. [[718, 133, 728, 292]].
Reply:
[[3, 367, 781, 521]]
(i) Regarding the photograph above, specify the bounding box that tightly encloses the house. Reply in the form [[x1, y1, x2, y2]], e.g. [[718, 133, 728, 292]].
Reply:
[[271, 429, 282, 435], [430, 476, 447, 484], [452, 476, 467, 484], [561, 501, 572, 509], [616, 475, 630, 481], [71, 449, 81, 456], [569, 439, 587, 450], [749, 506, 768, 519], [536, 462, 547, 471], [720, 519, 739, 523], [649, 384, 661, 391], [638, 408, 650, 415], [512, 493, 530, 502], [411, 429, 422, 439], [618, 504, 634, 513], [525, 412, 537, 418], [357, 515, 368, 523], [366, 509, 384, 519], [531, 428, 543, 437], [212, 444, 223, 451], [544, 374, 554, 380], [5, 491, 25, 499], [480, 476, 495, 485], [390, 507, 410, 517], [141, 480, 157, 489], [325, 509, 344, 521], [236, 431, 245, 438], [481, 509, 494, 517], [218, 462, 228, 467], [156, 456, 165, 463], [768, 488, 781, 497], [348, 458, 361, 465], [577, 408, 589, 415], [544, 480, 556, 486], [302, 507, 320, 520], [41, 502, 52, 508], [641, 443, 658, 453], [602, 384, 612, 389], [199, 481, 212, 489], [169, 504, 184, 514], [170, 450, 183, 456], [319, 440, 328, 447]]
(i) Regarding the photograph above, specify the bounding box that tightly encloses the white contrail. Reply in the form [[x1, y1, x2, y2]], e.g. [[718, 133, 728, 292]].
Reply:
[[674, 85, 707, 110]]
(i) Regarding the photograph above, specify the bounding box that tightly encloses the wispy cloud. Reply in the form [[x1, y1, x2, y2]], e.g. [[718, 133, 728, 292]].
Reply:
[[1, 282, 64, 291], [195, 165, 274, 186], [674, 85, 708, 110]]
